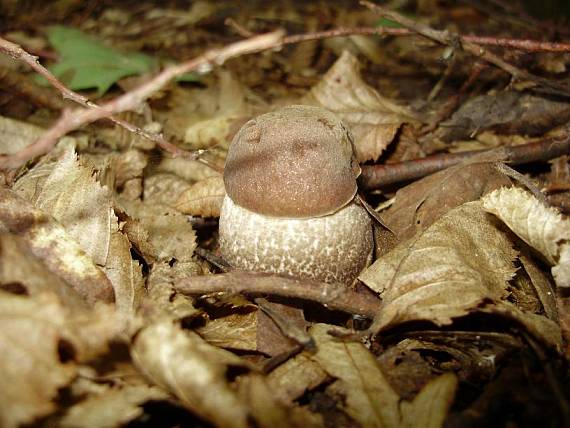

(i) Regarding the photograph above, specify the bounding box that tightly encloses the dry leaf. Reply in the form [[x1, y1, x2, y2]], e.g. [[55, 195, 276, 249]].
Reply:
[[238, 373, 323, 428], [122, 200, 197, 262], [176, 175, 225, 217], [304, 51, 417, 162], [310, 324, 401, 428], [60, 384, 168, 428], [131, 319, 250, 428], [267, 352, 328, 403], [31, 147, 113, 266], [103, 226, 144, 317], [482, 186, 570, 288], [0, 233, 87, 308], [0, 292, 77, 428], [361, 202, 518, 331], [143, 172, 194, 207], [198, 309, 259, 351], [0, 188, 114, 303], [400, 373, 458, 428], [376, 162, 511, 253]]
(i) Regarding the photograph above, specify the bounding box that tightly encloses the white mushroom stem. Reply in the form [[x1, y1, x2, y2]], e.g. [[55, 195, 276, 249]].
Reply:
[[219, 196, 373, 286]]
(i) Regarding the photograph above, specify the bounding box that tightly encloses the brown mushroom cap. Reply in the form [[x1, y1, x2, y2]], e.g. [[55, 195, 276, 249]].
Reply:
[[224, 105, 360, 218]]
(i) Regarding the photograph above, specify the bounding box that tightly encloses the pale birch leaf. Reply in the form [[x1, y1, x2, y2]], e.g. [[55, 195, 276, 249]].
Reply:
[[131, 320, 250, 428], [400, 373, 458, 428], [60, 384, 168, 428], [0, 292, 77, 428], [33, 147, 113, 266], [176, 175, 225, 217], [304, 50, 417, 162], [482, 187, 570, 288], [360, 202, 518, 331], [310, 324, 401, 428]]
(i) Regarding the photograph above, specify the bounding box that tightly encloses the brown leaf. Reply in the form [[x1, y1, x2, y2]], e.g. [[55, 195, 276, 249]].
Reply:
[[0, 188, 114, 304], [304, 51, 418, 162], [482, 186, 570, 287], [267, 352, 328, 403], [400, 373, 458, 428], [102, 226, 144, 317], [131, 319, 250, 428], [60, 384, 167, 428], [310, 324, 401, 428], [0, 292, 77, 428], [361, 202, 518, 331], [176, 175, 225, 217], [376, 162, 511, 254]]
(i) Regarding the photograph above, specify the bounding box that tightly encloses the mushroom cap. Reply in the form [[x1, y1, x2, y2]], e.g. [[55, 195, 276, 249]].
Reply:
[[224, 105, 360, 218], [219, 195, 373, 285]]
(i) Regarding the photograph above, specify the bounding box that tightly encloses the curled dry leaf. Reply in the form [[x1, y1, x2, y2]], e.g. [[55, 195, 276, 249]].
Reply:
[[361, 201, 562, 350], [13, 148, 144, 313], [361, 202, 518, 330], [131, 320, 250, 428], [0, 188, 114, 304], [0, 292, 77, 428], [310, 324, 401, 428], [176, 175, 225, 217], [482, 186, 570, 288], [60, 384, 168, 428], [304, 50, 418, 162]]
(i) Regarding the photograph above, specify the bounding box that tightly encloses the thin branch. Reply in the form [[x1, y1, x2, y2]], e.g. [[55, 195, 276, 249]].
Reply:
[[361, 1, 570, 97], [0, 36, 201, 162], [359, 133, 570, 189], [175, 271, 381, 317], [0, 30, 284, 169]]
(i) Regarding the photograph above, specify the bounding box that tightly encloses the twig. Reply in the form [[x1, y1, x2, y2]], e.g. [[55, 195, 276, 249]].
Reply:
[[175, 271, 381, 317], [0, 31, 284, 169], [361, 1, 570, 97], [359, 133, 570, 189], [0, 36, 208, 163]]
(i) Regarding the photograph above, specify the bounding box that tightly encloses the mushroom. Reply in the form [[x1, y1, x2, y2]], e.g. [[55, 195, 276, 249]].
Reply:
[[219, 105, 373, 285]]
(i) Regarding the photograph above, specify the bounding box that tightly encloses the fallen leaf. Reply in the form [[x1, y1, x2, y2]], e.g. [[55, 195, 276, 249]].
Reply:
[[376, 162, 511, 254], [131, 319, 250, 428], [482, 186, 570, 288], [310, 324, 401, 428], [304, 50, 418, 162], [46, 25, 156, 95], [238, 373, 323, 428], [0, 292, 77, 428], [60, 384, 168, 428], [400, 373, 458, 428], [0, 188, 114, 304], [176, 175, 225, 217], [0, 233, 87, 308], [267, 352, 329, 403], [143, 173, 194, 208]]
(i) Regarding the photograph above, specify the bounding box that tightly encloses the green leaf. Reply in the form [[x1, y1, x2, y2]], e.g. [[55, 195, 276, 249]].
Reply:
[[376, 17, 404, 28], [45, 26, 157, 96]]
